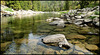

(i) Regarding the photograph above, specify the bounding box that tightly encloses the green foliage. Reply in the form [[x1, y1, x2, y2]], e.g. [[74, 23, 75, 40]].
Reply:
[[88, 16, 96, 19], [4, 8, 14, 12], [4, 1, 99, 11], [59, 11, 69, 14], [95, 11, 99, 15], [6, 1, 21, 10]]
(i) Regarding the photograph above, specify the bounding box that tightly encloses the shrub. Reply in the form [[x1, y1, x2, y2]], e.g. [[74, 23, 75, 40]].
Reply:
[[88, 16, 96, 19], [4, 8, 14, 12], [95, 11, 99, 15], [59, 10, 69, 14]]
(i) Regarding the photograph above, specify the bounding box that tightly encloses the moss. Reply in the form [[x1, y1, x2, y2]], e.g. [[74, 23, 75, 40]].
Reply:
[[78, 27, 90, 34]]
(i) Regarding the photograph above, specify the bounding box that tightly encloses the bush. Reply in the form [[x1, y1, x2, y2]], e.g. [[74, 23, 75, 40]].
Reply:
[[95, 11, 99, 15], [4, 8, 14, 12], [88, 16, 96, 19], [59, 10, 69, 14]]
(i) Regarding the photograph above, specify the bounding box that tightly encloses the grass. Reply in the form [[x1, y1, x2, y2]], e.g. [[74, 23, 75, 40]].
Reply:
[[4, 8, 14, 12], [95, 11, 99, 15], [59, 10, 69, 14]]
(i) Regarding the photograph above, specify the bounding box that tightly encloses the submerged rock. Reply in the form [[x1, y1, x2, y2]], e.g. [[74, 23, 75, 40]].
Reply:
[[42, 34, 70, 48], [66, 34, 86, 39], [1, 42, 11, 51], [85, 44, 99, 51], [88, 37, 99, 44]]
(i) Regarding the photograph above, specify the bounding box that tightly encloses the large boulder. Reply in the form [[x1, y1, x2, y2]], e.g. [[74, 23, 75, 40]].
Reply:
[[42, 34, 70, 47]]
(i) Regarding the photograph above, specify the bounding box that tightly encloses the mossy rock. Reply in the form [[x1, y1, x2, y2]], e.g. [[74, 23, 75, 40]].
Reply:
[[39, 30, 51, 33], [54, 29, 64, 32], [66, 33, 86, 39], [15, 38, 28, 44], [13, 30, 22, 34], [85, 44, 99, 51], [78, 27, 90, 34], [88, 37, 99, 44], [37, 33, 47, 35]]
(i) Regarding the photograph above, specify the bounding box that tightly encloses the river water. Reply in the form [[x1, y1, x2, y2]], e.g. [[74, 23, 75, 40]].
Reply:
[[1, 13, 99, 54]]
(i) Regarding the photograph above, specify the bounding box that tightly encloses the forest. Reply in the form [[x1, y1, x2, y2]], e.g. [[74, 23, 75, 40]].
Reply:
[[1, 1, 99, 11]]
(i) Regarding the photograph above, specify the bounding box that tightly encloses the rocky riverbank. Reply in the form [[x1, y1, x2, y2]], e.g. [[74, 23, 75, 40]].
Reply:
[[42, 6, 99, 54], [46, 6, 99, 28], [1, 5, 60, 18]]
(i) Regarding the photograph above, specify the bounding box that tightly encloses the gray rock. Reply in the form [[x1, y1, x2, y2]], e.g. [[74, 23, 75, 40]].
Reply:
[[53, 17, 61, 21], [49, 19, 66, 27], [93, 17, 99, 22], [42, 34, 70, 47], [95, 22, 99, 26], [84, 19, 92, 22], [75, 16, 82, 19], [49, 21, 59, 25]]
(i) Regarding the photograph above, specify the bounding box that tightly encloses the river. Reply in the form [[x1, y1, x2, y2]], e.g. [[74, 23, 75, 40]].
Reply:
[[1, 13, 99, 54]]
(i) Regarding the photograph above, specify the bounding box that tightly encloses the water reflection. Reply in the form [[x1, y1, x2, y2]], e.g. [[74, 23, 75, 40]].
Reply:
[[5, 39, 16, 54], [1, 13, 96, 54]]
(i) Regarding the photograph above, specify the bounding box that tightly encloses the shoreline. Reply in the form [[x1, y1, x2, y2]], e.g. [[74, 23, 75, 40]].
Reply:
[[1, 10, 60, 18]]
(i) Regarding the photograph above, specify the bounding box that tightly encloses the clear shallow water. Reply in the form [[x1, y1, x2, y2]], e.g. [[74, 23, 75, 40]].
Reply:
[[1, 13, 98, 54]]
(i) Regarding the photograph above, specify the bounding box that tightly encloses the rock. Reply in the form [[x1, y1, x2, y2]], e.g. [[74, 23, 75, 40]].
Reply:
[[85, 44, 99, 51], [60, 50, 64, 54], [55, 51, 60, 54], [86, 12, 94, 16], [75, 16, 82, 19], [49, 19, 66, 28], [43, 49, 55, 54], [52, 17, 61, 21], [75, 43, 86, 49], [1, 42, 11, 51], [54, 29, 64, 32], [93, 17, 99, 22], [95, 22, 99, 26], [46, 17, 53, 22], [74, 21, 83, 26], [72, 40, 80, 44], [84, 19, 92, 22], [78, 27, 90, 34], [88, 37, 99, 44], [57, 23, 66, 28], [49, 21, 58, 25], [42, 34, 70, 47], [68, 40, 81, 44], [66, 34, 86, 39], [39, 30, 50, 33], [73, 19, 84, 26], [74, 45, 93, 54]]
